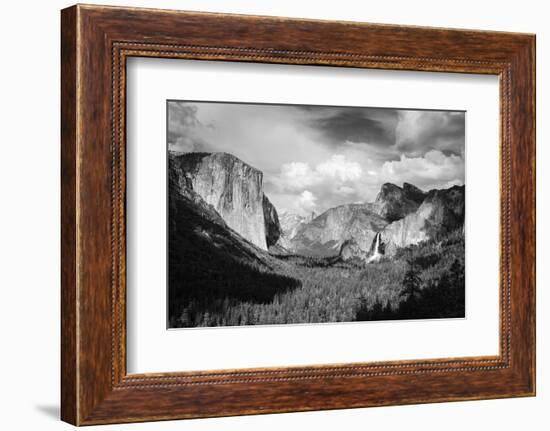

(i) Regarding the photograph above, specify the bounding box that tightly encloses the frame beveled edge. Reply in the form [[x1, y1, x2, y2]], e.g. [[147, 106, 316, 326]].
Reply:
[[61, 4, 535, 426]]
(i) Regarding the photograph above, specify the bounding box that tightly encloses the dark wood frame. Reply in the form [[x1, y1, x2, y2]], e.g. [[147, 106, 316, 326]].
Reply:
[[61, 4, 536, 426]]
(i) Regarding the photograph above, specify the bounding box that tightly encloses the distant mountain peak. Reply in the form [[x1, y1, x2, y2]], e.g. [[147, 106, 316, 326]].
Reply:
[[278, 212, 313, 244]]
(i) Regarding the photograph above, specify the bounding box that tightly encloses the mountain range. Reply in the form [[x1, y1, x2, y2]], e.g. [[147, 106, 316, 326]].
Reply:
[[169, 151, 465, 264]]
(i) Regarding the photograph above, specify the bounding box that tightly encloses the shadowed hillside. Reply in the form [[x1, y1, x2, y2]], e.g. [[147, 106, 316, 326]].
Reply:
[[168, 158, 300, 327]]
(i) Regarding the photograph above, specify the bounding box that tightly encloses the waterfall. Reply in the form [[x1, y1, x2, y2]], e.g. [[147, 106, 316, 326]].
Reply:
[[367, 232, 382, 263]]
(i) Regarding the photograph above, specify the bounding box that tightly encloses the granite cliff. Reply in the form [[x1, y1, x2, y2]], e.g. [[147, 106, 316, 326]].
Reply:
[[379, 185, 465, 256], [263, 194, 281, 248], [170, 152, 281, 250], [372, 182, 426, 222]]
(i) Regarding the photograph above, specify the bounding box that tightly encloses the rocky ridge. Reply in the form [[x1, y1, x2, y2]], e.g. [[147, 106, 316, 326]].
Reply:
[[372, 182, 426, 222], [170, 151, 464, 263], [283, 182, 464, 260], [376, 185, 465, 257]]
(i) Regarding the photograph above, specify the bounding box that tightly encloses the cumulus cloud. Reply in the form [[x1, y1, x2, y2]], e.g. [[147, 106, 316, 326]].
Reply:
[[278, 162, 317, 190], [380, 150, 464, 191], [297, 190, 318, 214], [274, 155, 362, 192], [317, 155, 362, 182], [270, 155, 366, 214]]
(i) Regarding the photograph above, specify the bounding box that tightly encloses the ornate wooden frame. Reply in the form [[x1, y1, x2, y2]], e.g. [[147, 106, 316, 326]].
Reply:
[[61, 4, 536, 425]]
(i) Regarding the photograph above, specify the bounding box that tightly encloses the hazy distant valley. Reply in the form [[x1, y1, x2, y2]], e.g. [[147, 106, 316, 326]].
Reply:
[[168, 151, 465, 328]]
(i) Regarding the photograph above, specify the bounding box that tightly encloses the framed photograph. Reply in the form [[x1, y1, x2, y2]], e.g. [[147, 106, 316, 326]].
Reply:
[[61, 4, 536, 425], [166, 100, 467, 329]]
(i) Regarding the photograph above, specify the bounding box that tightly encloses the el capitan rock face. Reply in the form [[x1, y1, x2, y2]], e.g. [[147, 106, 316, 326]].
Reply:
[[168, 158, 299, 320], [171, 152, 281, 250]]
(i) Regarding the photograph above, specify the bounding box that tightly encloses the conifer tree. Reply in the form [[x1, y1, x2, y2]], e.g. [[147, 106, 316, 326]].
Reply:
[[400, 261, 422, 301]]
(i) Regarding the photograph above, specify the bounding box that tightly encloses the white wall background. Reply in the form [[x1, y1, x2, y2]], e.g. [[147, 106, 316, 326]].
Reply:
[[0, 0, 546, 429]]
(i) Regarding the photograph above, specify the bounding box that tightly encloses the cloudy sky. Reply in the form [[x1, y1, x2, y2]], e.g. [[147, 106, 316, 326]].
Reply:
[[168, 101, 465, 217]]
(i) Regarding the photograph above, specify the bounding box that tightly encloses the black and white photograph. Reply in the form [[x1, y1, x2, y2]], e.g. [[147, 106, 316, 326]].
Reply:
[[167, 101, 466, 328]]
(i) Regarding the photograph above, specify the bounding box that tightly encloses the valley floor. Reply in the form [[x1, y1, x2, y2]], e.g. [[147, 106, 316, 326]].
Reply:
[[169, 230, 465, 328]]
